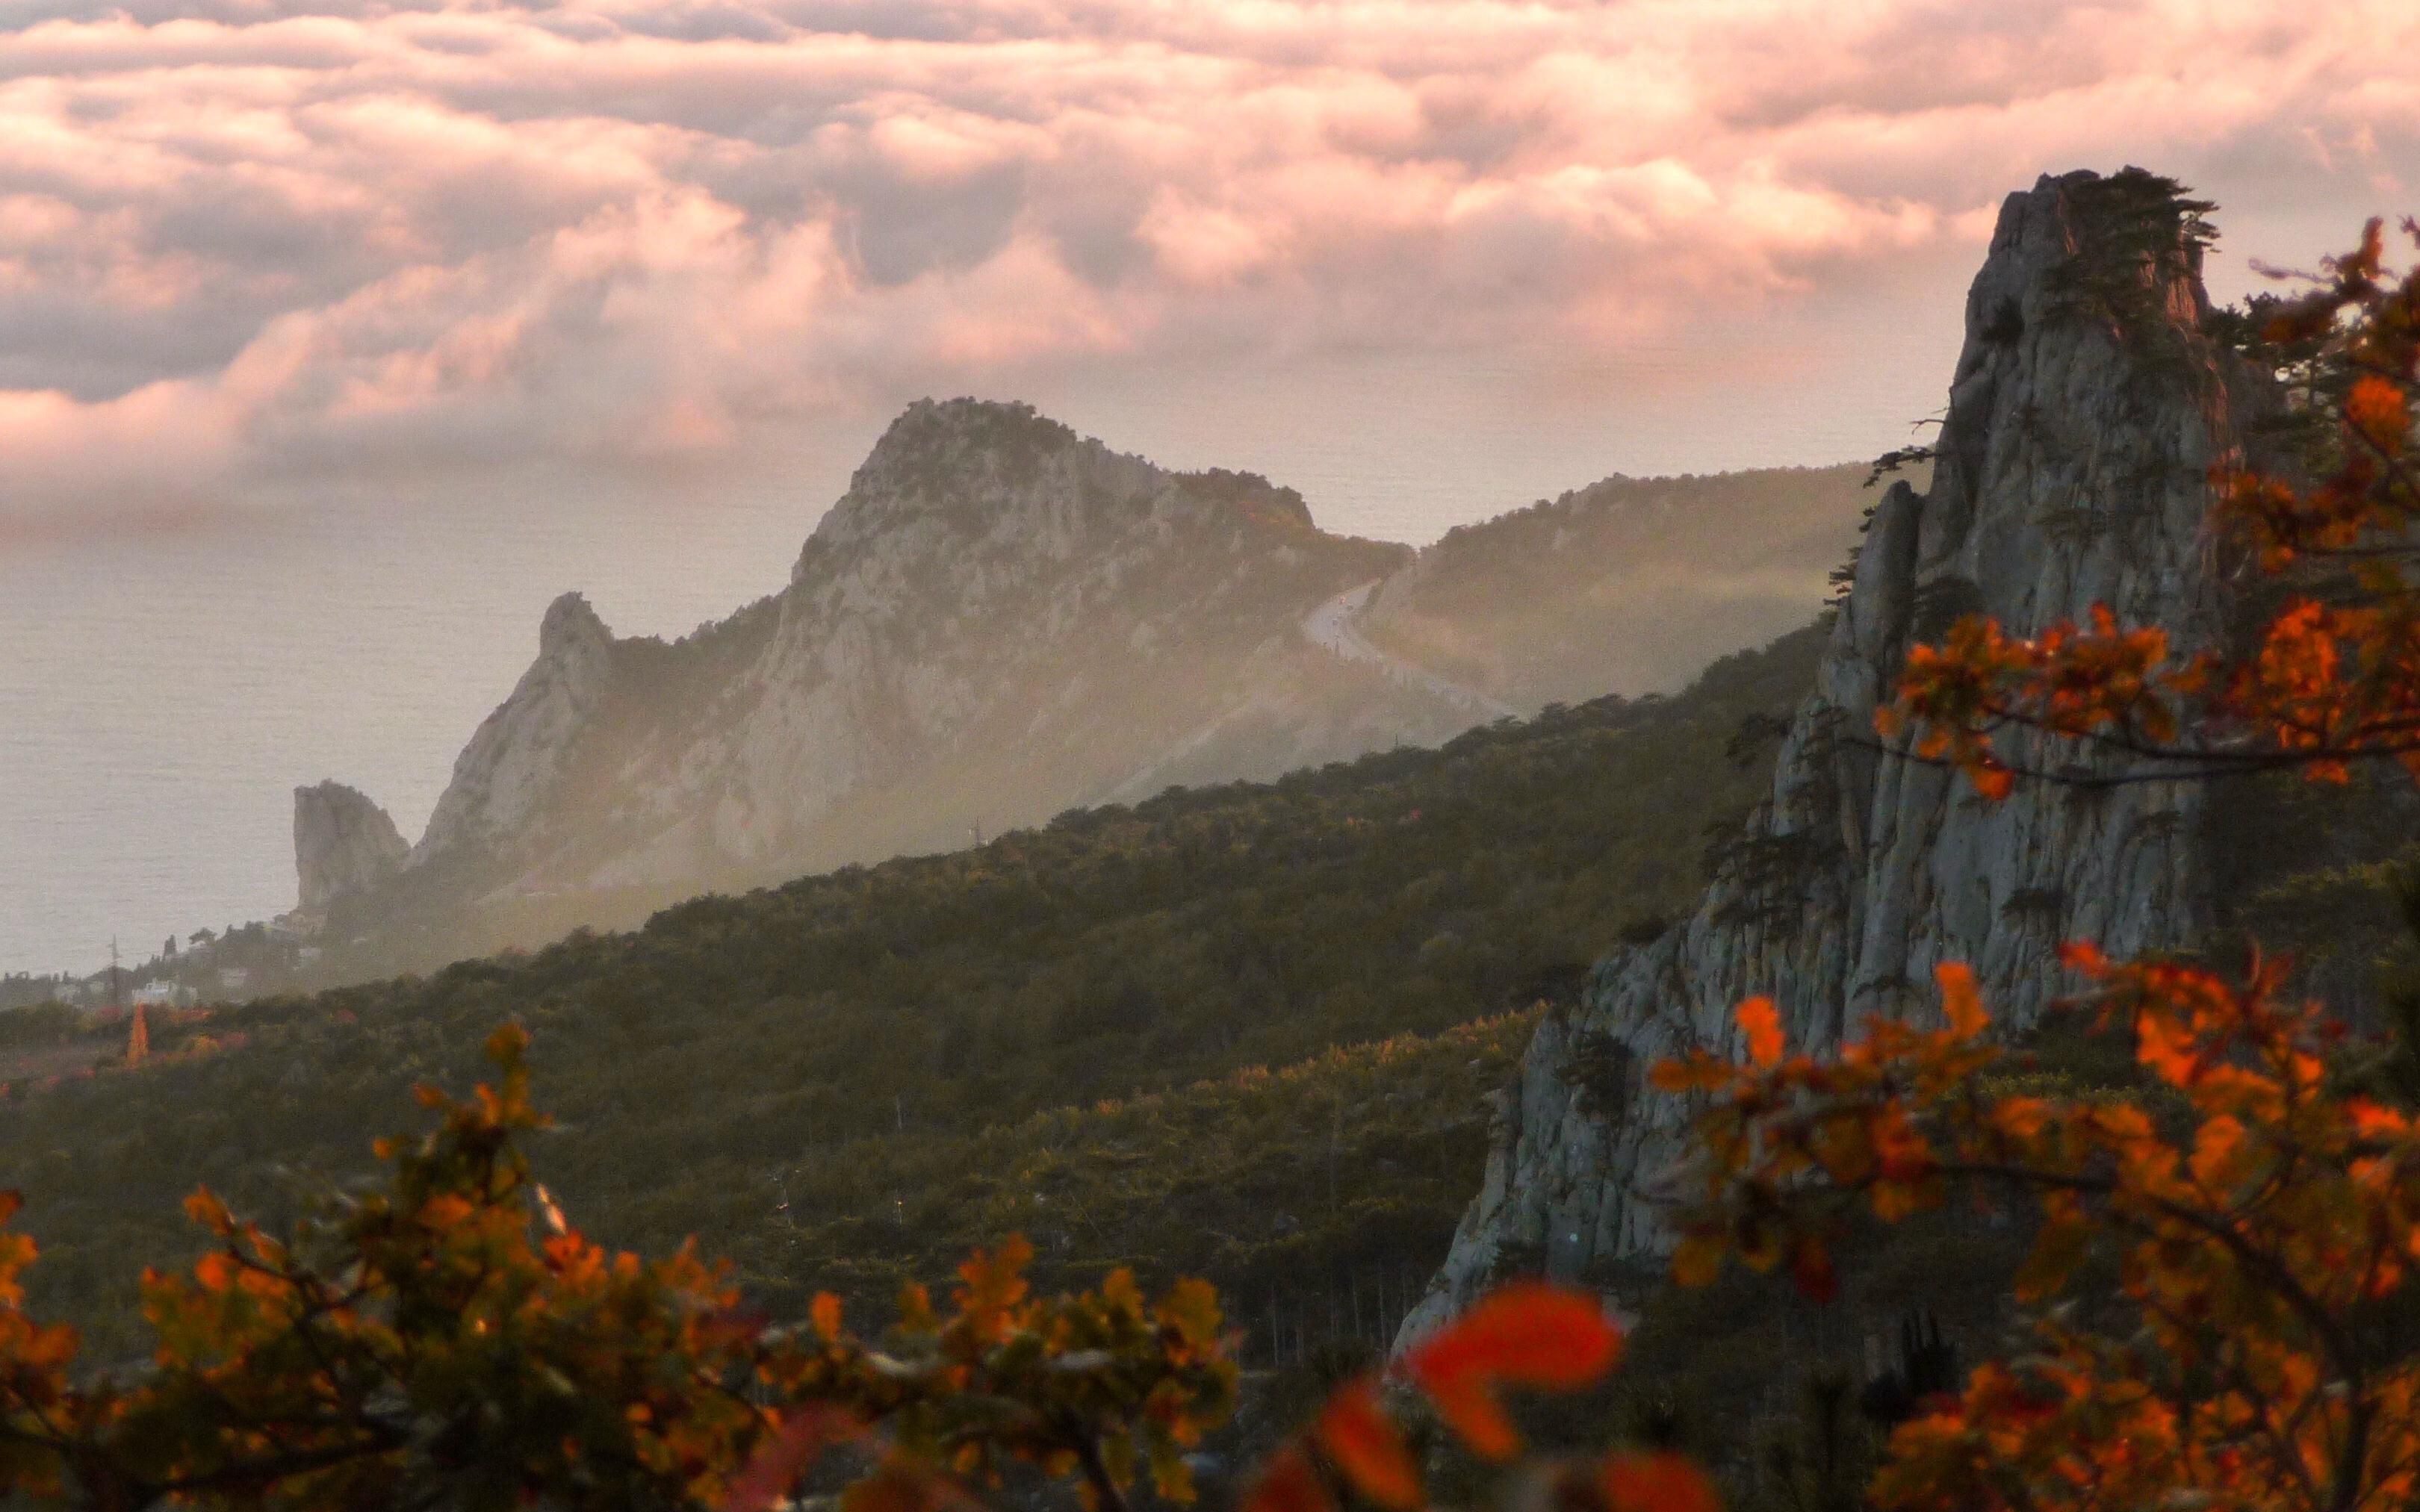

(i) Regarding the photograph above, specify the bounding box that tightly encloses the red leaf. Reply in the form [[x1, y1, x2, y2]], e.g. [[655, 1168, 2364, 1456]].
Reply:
[[1737, 998, 1784, 1068], [1602, 1452, 1720, 1512], [811, 1291, 844, 1342], [1316, 1378, 1421, 1509], [1242, 1446, 1334, 1512], [1403, 1284, 1623, 1459], [1787, 1236, 1837, 1304], [725, 1406, 855, 1512]]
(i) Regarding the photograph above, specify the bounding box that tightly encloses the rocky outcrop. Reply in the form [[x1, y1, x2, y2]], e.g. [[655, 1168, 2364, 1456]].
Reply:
[[292, 781, 407, 909], [412, 591, 617, 864], [1403, 169, 2277, 1338], [341, 399, 1471, 910]]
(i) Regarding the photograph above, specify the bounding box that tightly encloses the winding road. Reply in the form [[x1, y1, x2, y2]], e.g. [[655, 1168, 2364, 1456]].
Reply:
[[1092, 578, 1522, 806], [1300, 581, 1520, 721]]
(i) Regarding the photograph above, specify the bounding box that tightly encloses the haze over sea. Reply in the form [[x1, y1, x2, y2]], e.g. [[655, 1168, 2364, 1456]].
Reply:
[[1, 339, 1946, 979]]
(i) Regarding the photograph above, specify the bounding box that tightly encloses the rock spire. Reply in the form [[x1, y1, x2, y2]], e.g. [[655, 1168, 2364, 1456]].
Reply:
[[1403, 169, 2279, 1338]]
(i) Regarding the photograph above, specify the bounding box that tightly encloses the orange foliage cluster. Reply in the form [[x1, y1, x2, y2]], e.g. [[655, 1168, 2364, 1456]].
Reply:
[[1887, 220, 2420, 793], [1663, 949, 2420, 1512], [1661, 215, 2420, 1512], [0, 1027, 1237, 1511]]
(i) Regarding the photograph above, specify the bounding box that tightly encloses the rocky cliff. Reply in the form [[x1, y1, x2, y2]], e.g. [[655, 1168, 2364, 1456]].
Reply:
[[326, 399, 1481, 919], [292, 781, 407, 910], [1403, 169, 2279, 1337]]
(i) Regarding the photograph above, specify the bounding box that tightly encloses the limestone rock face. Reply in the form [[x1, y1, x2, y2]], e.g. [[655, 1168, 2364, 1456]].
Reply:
[[1403, 169, 2279, 1340], [292, 781, 407, 909], [374, 399, 1462, 903], [412, 591, 617, 864]]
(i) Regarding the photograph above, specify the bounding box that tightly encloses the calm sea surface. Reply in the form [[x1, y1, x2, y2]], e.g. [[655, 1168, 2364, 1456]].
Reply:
[[0, 323, 1955, 978]]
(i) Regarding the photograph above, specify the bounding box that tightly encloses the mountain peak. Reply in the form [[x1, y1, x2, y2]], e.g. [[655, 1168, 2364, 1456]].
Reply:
[[872, 397, 1080, 461], [791, 396, 1329, 594], [539, 591, 612, 657]]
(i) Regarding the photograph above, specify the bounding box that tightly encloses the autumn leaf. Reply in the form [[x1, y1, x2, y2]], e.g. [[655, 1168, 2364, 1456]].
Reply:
[[1787, 1235, 1837, 1304], [182, 1186, 235, 1236], [840, 1460, 950, 1512], [2348, 375, 2410, 452], [811, 1291, 844, 1342], [1670, 1234, 1723, 1289], [955, 1235, 1034, 1330], [2014, 1214, 2091, 1303], [2188, 1115, 2249, 1190], [1241, 1446, 1334, 1512], [1403, 1284, 1623, 1458], [1970, 762, 2014, 801], [1315, 1378, 1421, 1510], [1737, 997, 1785, 1068], [725, 1406, 857, 1512], [1602, 1452, 1721, 1512], [1157, 1277, 1224, 1355], [1937, 962, 1988, 1039]]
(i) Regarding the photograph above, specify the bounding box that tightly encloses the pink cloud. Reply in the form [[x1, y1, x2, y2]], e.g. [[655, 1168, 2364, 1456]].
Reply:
[[0, 0, 2413, 524]]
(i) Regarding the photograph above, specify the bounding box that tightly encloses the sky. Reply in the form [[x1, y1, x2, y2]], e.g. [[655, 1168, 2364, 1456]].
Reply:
[[1, 0, 2416, 543], [4, 0, 2420, 978]]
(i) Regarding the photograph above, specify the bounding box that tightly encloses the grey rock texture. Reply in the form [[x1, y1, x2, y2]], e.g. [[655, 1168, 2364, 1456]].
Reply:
[[355, 399, 1471, 905], [413, 591, 618, 864], [292, 780, 408, 909], [1402, 169, 2279, 1342]]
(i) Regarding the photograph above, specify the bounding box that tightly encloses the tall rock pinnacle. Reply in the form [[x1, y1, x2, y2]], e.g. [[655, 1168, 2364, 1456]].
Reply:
[[1403, 169, 2280, 1336], [412, 590, 618, 865]]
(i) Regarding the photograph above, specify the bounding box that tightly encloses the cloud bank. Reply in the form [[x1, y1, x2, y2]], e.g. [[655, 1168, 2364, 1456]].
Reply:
[[1, 0, 2414, 523]]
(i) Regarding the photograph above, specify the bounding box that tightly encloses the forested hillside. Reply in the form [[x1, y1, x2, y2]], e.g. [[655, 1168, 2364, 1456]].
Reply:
[[1, 625, 1824, 1363], [1360, 464, 1895, 708]]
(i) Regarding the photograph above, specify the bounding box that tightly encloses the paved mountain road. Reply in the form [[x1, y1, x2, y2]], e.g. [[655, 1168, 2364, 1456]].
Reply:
[[1301, 581, 1520, 721]]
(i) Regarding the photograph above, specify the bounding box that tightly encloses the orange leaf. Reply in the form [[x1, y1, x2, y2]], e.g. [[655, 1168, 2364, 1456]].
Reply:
[[1602, 1452, 1720, 1512], [2348, 375, 2409, 449], [1970, 762, 2014, 801], [1403, 1284, 1623, 1459], [2058, 939, 2108, 974], [1242, 1446, 1334, 1512], [2188, 1115, 2248, 1189], [955, 1236, 1034, 1323], [1935, 962, 1987, 1039], [1787, 1236, 1837, 1304], [182, 1187, 235, 1236], [726, 1406, 856, 1512], [1422, 1374, 1520, 1461], [1737, 998, 1784, 1068], [811, 1291, 844, 1342], [1670, 1235, 1723, 1289], [840, 1461, 950, 1512], [1315, 1378, 1421, 1510]]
